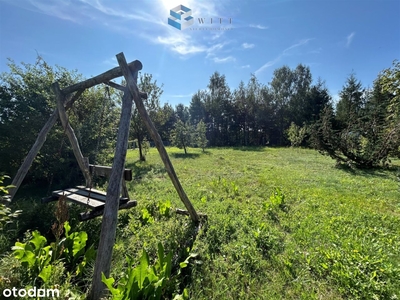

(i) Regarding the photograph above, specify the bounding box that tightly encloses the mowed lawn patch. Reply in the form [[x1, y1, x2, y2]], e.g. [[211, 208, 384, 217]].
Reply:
[[120, 147, 399, 299]]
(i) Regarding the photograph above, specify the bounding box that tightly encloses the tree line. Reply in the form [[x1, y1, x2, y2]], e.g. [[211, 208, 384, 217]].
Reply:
[[0, 57, 399, 188]]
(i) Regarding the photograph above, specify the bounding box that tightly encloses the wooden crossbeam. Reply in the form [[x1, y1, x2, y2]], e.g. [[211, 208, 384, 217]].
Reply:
[[80, 200, 137, 221], [89, 165, 132, 181], [62, 60, 142, 95]]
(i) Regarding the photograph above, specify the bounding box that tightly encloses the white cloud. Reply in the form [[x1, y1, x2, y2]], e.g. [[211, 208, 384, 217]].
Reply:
[[346, 32, 355, 48], [213, 56, 236, 63], [242, 43, 255, 49], [255, 39, 312, 75], [7, 0, 231, 59], [249, 24, 269, 30], [241, 65, 250, 68], [282, 38, 313, 55], [167, 93, 194, 98], [156, 34, 207, 55], [254, 57, 281, 75]]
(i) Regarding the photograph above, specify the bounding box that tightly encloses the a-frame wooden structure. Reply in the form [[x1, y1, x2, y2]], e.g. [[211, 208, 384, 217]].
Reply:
[[9, 52, 201, 299]]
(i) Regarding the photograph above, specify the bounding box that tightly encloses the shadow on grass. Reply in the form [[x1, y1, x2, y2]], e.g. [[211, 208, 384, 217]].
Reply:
[[232, 146, 266, 152], [335, 162, 400, 180], [171, 153, 200, 159], [125, 160, 166, 181]]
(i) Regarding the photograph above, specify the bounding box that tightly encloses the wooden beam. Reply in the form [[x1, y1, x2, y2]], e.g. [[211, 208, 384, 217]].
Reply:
[[119, 53, 200, 224], [62, 60, 142, 95], [52, 83, 92, 187], [88, 54, 141, 300], [79, 200, 137, 221], [9, 89, 84, 200], [104, 81, 148, 99], [89, 165, 132, 181]]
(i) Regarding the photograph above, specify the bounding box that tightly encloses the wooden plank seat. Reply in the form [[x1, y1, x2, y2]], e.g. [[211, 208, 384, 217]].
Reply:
[[51, 186, 129, 210], [42, 164, 136, 221]]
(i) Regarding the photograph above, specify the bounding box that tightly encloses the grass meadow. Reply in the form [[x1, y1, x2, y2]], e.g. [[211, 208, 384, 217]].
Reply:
[[110, 147, 399, 299], [1, 147, 399, 299]]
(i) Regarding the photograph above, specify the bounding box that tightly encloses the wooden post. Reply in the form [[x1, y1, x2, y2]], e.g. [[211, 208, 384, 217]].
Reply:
[[88, 57, 142, 300], [9, 89, 83, 200], [117, 52, 200, 224], [52, 83, 92, 188]]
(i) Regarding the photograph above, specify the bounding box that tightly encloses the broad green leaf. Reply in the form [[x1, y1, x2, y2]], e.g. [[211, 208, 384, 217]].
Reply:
[[30, 230, 47, 250], [39, 265, 52, 283], [64, 221, 71, 237], [101, 273, 123, 298], [136, 250, 150, 288]]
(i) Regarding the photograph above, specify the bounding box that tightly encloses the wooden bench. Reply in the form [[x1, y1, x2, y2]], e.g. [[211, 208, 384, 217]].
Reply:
[[43, 164, 137, 221]]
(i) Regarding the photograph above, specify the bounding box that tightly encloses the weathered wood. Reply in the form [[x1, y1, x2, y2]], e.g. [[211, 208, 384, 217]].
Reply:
[[10, 89, 84, 200], [89, 164, 132, 181], [51, 187, 129, 208], [62, 60, 142, 95], [88, 54, 140, 300], [79, 200, 137, 221], [119, 53, 200, 224], [121, 180, 129, 199], [52, 188, 105, 209], [104, 81, 148, 99], [52, 83, 92, 187], [176, 208, 208, 219]]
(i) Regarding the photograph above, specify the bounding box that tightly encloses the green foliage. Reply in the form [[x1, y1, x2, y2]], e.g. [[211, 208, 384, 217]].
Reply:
[[2, 147, 399, 299], [62, 221, 96, 276], [380, 60, 400, 125], [286, 122, 307, 147], [102, 242, 186, 300], [11, 221, 95, 286], [194, 120, 208, 152], [158, 199, 171, 218], [12, 231, 53, 284], [170, 120, 193, 154], [0, 175, 21, 231], [131, 73, 164, 161], [307, 213, 400, 299], [0, 57, 119, 186], [312, 70, 399, 168]]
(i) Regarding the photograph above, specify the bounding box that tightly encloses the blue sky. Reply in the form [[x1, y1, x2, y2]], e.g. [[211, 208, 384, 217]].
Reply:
[[0, 0, 399, 106]]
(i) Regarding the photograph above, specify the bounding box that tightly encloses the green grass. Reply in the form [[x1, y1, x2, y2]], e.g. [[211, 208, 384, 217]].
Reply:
[[1, 147, 399, 299], [116, 147, 400, 299]]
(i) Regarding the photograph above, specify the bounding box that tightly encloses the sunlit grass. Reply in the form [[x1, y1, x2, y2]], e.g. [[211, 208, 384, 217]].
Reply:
[[119, 147, 400, 299]]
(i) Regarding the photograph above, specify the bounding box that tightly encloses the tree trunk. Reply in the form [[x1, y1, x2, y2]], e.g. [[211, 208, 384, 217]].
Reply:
[[137, 132, 145, 161]]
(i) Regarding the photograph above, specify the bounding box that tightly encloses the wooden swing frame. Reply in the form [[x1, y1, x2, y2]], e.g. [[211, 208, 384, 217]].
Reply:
[[10, 52, 202, 299], [10, 52, 200, 223]]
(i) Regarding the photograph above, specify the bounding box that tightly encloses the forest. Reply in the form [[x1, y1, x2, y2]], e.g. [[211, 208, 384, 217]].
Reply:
[[0, 57, 399, 299]]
